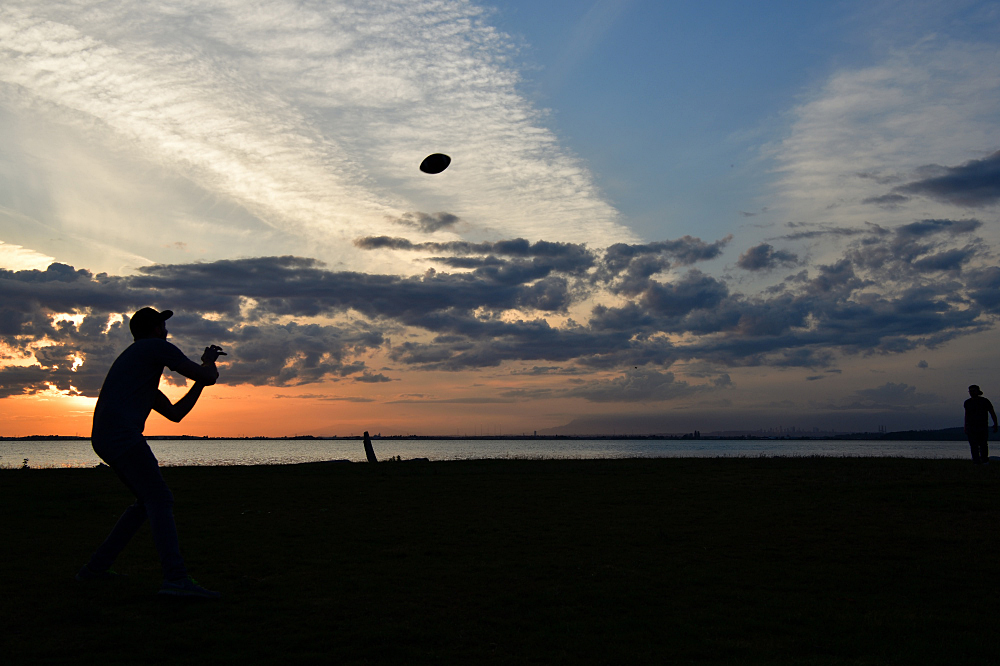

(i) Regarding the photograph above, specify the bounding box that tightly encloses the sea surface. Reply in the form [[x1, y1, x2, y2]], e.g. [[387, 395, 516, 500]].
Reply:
[[0, 438, 975, 468]]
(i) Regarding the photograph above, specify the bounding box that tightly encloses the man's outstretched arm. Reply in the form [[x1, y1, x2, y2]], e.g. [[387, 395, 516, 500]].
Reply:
[[152, 385, 205, 423], [174, 345, 226, 386]]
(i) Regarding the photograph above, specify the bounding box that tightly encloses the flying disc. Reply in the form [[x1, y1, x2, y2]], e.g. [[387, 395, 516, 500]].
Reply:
[[419, 153, 451, 174]]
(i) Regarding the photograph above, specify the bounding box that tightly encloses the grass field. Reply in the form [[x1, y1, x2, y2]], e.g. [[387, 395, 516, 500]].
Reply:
[[2, 457, 999, 664]]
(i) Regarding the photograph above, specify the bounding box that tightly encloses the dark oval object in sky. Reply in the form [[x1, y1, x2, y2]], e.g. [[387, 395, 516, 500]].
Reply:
[[419, 153, 451, 174]]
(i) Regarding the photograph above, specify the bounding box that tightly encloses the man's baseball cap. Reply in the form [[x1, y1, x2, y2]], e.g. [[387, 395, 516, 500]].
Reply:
[[130, 307, 173, 338], [970, 385, 984, 396]]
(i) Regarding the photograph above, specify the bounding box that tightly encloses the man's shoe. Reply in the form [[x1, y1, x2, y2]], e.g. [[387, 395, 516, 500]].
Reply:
[[158, 577, 221, 599], [75, 565, 127, 581]]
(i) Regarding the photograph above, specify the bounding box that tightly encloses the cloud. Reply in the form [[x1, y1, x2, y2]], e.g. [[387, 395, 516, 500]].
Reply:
[[846, 218, 984, 275], [0, 218, 998, 396], [825, 382, 944, 411], [507, 365, 588, 376], [893, 150, 1000, 207], [736, 243, 799, 272], [0, 261, 388, 395], [385, 395, 516, 404], [965, 266, 1000, 313], [544, 0, 639, 91], [355, 236, 597, 277], [389, 212, 461, 234], [896, 218, 982, 238], [593, 236, 732, 296], [0, 0, 633, 277], [775, 224, 876, 241], [771, 39, 1000, 238], [275, 393, 376, 403], [861, 193, 910, 208], [563, 368, 698, 403], [0, 241, 56, 271], [354, 372, 394, 383]]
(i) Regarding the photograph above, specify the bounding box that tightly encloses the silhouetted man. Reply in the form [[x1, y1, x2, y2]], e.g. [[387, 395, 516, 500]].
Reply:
[[76, 307, 227, 598], [964, 385, 998, 465]]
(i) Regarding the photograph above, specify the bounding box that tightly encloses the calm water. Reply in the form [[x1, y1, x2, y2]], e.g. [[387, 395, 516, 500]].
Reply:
[[0, 438, 974, 468]]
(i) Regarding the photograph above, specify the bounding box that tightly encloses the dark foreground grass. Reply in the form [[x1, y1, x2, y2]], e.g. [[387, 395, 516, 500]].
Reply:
[[2, 457, 1000, 664]]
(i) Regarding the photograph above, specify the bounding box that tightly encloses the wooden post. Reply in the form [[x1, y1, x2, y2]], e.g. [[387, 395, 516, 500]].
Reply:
[[363, 431, 378, 463]]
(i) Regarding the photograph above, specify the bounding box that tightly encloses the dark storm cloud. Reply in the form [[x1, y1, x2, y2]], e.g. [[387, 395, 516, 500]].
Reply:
[[892, 150, 1000, 207], [736, 243, 799, 271], [0, 221, 998, 397]]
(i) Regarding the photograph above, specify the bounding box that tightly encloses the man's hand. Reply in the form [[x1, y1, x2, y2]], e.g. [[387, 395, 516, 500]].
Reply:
[[202, 345, 228, 364]]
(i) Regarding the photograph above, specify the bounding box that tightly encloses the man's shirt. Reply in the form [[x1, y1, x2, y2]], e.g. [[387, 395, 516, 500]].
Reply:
[[91, 339, 189, 461], [964, 395, 996, 434]]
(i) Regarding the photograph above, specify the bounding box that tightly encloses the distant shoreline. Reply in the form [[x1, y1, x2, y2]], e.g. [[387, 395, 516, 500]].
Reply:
[[0, 426, 970, 442]]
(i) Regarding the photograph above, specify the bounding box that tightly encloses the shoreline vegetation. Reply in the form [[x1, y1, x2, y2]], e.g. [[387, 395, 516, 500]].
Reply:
[[3, 457, 998, 664], [0, 426, 970, 442]]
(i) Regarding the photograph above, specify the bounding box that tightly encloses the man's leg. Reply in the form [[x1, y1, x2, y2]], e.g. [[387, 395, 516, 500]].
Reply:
[[969, 439, 980, 463], [969, 435, 987, 463], [95, 442, 188, 581], [86, 498, 147, 574]]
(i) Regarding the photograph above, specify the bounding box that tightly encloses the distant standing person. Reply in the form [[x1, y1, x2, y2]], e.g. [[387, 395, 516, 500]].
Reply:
[[964, 385, 998, 465], [76, 307, 227, 598]]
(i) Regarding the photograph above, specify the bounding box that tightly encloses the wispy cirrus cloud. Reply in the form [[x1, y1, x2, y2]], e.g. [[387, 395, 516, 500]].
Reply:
[[0, 0, 631, 274], [770, 37, 1000, 251], [543, 0, 639, 91]]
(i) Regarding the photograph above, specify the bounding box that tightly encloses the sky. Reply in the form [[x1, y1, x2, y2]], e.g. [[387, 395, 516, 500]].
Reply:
[[1, 0, 998, 437]]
